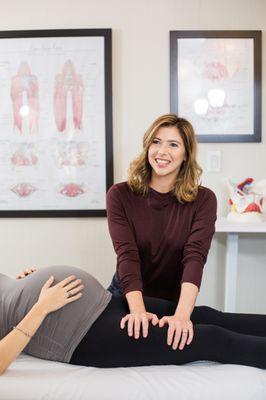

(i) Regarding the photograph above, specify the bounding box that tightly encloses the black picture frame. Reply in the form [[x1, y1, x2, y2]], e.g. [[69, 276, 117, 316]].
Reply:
[[170, 30, 261, 143], [0, 29, 113, 217]]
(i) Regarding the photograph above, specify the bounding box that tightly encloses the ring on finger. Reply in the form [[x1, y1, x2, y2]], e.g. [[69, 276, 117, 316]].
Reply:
[[182, 331, 188, 334], [67, 291, 72, 298]]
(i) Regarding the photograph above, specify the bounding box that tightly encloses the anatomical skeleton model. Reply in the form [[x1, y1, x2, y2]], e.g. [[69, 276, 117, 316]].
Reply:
[[225, 177, 266, 222]]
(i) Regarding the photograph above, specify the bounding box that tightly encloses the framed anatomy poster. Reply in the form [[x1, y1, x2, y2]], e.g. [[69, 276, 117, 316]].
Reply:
[[0, 29, 113, 217], [170, 31, 261, 142]]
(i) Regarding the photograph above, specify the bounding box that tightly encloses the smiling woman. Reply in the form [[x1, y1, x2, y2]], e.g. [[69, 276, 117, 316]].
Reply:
[[107, 113, 216, 350], [127, 114, 203, 202], [148, 125, 187, 193]]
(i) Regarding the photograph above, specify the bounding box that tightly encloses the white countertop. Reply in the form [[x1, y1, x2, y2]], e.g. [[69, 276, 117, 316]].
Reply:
[[215, 216, 266, 233]]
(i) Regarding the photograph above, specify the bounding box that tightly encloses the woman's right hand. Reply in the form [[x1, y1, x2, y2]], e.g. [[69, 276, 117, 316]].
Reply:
[[120, 311, 159, 339], [37, 275, 84, 315]]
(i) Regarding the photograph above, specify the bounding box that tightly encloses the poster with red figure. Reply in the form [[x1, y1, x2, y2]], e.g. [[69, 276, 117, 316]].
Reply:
[[170, 31, 261, 143], [0, 29, 113, 217]]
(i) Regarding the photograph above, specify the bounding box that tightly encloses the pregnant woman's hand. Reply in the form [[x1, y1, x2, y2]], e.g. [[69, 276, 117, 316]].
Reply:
[[37, 275, 84, 315], [159, 314, 194, 350], [16, 267, 37, 279], [120, 311, 159, 339]]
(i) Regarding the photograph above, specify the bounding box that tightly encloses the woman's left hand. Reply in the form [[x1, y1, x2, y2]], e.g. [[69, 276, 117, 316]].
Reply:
[[16, 267, 37, 279], [159, 314, 194, 350]]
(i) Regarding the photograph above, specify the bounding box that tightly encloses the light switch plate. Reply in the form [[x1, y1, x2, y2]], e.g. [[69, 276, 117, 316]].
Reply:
[[207, 150, 221, 172]]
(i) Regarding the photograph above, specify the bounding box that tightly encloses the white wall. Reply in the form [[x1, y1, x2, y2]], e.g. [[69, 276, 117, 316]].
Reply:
[[0, 0, 265, 312]]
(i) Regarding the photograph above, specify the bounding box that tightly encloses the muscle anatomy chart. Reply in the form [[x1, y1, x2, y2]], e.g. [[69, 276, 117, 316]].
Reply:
[[54, 60, 84, 133], [177, 38, 254, 135], [0, 34, 108, 212], [10, 62, 40, 134]]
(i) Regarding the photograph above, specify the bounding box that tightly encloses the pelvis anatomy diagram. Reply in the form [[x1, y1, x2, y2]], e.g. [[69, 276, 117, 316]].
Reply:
[[10, 62, 40, 134], [10, 182, 85, 198], [11, 143, 38, 167], [54, 60, 84, 133]]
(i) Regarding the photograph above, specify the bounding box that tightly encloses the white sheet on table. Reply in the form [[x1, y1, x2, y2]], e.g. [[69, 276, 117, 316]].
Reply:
[[1, 354, 266, 400]]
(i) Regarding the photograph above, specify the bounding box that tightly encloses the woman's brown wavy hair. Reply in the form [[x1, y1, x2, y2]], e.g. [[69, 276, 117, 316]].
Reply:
[[127, 114, 202, 203]]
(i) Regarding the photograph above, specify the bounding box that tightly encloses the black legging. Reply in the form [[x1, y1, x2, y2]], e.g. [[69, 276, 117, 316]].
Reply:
[[70, 294, 266, 369]]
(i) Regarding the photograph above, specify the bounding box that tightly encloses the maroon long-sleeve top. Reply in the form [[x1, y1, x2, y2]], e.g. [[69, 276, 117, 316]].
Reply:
[[106, 182, 217, 302]]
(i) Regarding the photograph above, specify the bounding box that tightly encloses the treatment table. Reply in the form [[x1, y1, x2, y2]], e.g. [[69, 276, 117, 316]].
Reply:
[[0, 354, 266, 399]]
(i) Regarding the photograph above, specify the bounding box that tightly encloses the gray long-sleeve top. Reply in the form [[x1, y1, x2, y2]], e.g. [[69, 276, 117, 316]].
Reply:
[[0, 266, 112, 363]]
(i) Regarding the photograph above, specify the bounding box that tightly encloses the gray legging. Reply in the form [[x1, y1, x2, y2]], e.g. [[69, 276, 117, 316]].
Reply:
[[70, 295, 266, 369]]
